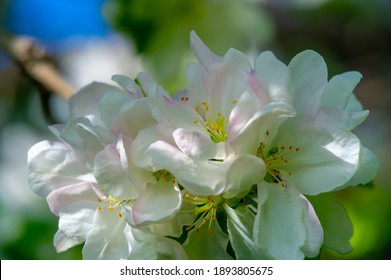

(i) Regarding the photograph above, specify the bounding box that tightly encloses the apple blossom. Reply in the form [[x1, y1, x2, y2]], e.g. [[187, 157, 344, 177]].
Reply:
[[28, 77, 184, 259], [27, 31, 378, 260], [129, 32, 377, 259]]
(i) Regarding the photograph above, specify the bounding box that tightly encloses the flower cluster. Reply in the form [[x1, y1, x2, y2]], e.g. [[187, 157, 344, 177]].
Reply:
[[27, 32, 378, 259]]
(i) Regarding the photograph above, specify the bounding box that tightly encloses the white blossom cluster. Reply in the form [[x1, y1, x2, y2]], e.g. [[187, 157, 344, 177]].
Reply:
[[28, 32, 378, 259]]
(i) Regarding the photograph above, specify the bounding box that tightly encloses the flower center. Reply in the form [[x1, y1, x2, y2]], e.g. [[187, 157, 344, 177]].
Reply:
[[184, 194, 224, 232], [192, 100, 237, 143], [97, 195, 134, 218], [256, 131, 301, 187], [152, 169, 176, 185]]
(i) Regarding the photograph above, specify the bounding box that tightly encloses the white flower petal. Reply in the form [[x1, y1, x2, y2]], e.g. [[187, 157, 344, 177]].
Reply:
[[190, 31, 223, 70], [224, 155, 265, 199], [228, 91, 261, 139], [156, 237, 188, 260], [28, 141, 94, 198], [68, 82, 123, 119], [173, 128, 216, 159], [53, 229, 84, 253], [288, 50, 328, 116], [117, 98, 156, 137], [150, 207, 194, 238], [205, 49, 251, 117], [111, 74, 143, 98], [135, 72, 170, 98], [94, 143, 143, 200], [229, 102, 295, 155], [183, 220, 232, 260], [149, 91, 203, 133], [186, 62, 209, 107], [149, 141, 228, 196], [124, 227, 158, 259], [130, 126, 162, 170], [225, 204, 267, 259], [60, 116, 114, 158], [255, 51, 293, 104], [82, 207, 131, 259], [58, 201, 97, 240], [318, 107, 369, 131], [299, 194, 324, 258], [275, 120, 361, 195], [343, 145, 379, 187], [98, 90, 134, 131], [254, 183, 323, 259], [47, 182, 98, 216], [321, 71, 362, 109], [131, 182, 182, 227]]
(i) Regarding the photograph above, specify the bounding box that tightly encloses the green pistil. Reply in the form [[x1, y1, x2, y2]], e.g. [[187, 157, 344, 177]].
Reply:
[[184, 194, 224, 232], [205, 114, 228, 143], [256, 140, 300, 187], [194, 102, 229, 143], [152, 169, 176, 184]]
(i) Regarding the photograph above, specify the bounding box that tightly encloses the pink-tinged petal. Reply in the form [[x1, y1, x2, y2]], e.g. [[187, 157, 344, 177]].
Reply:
[[47, 182, 98, 216], [288, 50, 328, 116], [246, 72, 269, 106], [28, 140, 94, 198], [131, 182, 182, 227], [190, 31, 223, 70], [254, 182, 323, 259], [172, 128, 216, 159], [68, 82, 123, 119], [53, 229, 84, 253], [204, 49, 251, 118], [228, 91, 261, 139], [255, 51, 293, 104], [149, 89, 203, 133]]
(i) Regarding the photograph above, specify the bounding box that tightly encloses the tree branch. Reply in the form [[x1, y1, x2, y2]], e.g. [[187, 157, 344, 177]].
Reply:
[[0, 30, 75, 100]]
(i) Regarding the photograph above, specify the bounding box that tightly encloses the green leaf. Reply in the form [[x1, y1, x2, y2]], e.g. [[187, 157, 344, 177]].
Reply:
[[308, 192, 353, 254], [358, 180, 375, 189]]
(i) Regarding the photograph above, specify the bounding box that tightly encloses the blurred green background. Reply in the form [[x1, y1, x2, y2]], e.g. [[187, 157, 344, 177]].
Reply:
[[0, 0, 390, 260]]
